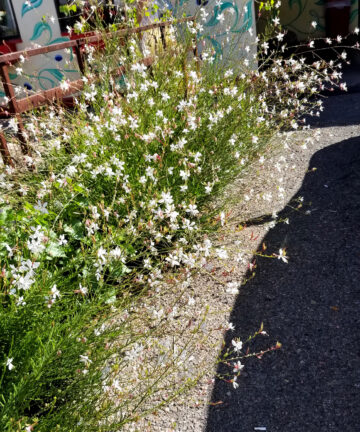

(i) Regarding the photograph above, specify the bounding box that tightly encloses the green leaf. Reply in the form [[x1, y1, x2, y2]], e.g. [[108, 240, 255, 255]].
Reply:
[[24, 202, 35, 213], [46, 242, 67, 258], [64, 222, 84, 240], [59, 4, 77, 14], [0, 206, 11, 223], [73, 184, 84, 194]]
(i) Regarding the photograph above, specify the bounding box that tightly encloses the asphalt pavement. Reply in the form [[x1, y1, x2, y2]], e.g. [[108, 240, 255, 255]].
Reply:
[[205, 95, 360, 431]]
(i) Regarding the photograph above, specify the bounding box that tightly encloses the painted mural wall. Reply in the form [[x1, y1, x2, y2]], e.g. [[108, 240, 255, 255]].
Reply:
[[164, 0, 257, 65], [0, 0, 80, 104], [0, 0, 257, 106], [279, 0, 358, 40]]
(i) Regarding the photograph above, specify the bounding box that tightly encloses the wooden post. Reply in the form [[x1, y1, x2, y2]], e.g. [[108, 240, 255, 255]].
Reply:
[[0, 63, 31, 155], [0, 129, 14, 167], [74, 41, 86, 75], [193, 19, 200, 73], [160, 26, 167, 50]]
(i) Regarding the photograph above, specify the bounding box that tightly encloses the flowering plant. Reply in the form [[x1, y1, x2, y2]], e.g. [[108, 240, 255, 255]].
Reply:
[[0, 2, 358, 430]]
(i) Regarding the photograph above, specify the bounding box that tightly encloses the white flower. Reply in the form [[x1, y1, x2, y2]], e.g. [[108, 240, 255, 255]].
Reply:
[[180, 170, 190, 180], [74, 21, 84, 32], [205, 184, 212, 194], [4, 243, 13, 258], [79, 283, 88, 295], [110, 247, 125, 261], [216, 248, 228, 259], [161, 92, 170, 102], [97, 247, 107, 263], [311, 21, 317, 28], [232, 375, 239, 389], [233, 360, 244, 373], [220, 212, 226, 226], [166, 253, 180, 267], [16, 296, 26, 306], [34, 200, 49, 214], [188, 296, 196, 305], [277, 248, 288, 263], [231, 338, 243, 352], [60, 80, 70, 91], [186, 204, 199, 217], [6, 357, 14, 370], [226, 282, 239, 295], [79, 354, 92, 366], [227, 322, 235, 331], [51, 285, 61, 299], [272, 17, 280, 25], [58, 234, 67, 246]]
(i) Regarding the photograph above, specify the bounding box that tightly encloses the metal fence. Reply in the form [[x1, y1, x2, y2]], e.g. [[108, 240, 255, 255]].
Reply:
[[0, 16, 196, 166]]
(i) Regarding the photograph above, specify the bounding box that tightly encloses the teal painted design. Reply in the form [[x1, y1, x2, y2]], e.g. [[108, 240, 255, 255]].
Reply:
[[350, 8, 359, 21], [199, 0, 253, 58], [33, 68, 78, 90], [205, 2, 239, 28], [30, 21, 53, 42], [40, 68, 65, 82], [34, 73, 57, 90], [309, 9, 325, 30], [204, 35, 223, 56], [289, 0, 303, 9], [233, 0, 253, 33], [46, 36, 74, 60], [47, 37, 72, 45], [1, 12, 80, 97], [21, 0, 43, 17]]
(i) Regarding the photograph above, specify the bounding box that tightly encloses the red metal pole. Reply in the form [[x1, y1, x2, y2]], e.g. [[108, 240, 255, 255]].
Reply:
[[0, 64, 31, 155], [0, 129, 14, 166]]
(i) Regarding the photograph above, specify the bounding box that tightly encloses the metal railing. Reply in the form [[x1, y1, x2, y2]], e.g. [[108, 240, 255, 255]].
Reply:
[[0, 16, 196, 166]]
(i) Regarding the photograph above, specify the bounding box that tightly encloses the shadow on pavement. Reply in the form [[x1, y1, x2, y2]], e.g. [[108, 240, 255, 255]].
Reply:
[[205, 137, 360, 432], [306, 92, 360, 128]]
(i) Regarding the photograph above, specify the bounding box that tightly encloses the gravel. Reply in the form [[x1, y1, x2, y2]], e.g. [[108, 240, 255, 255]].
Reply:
[[130, 91, 360, 432], [206, 94, 360, 432]]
